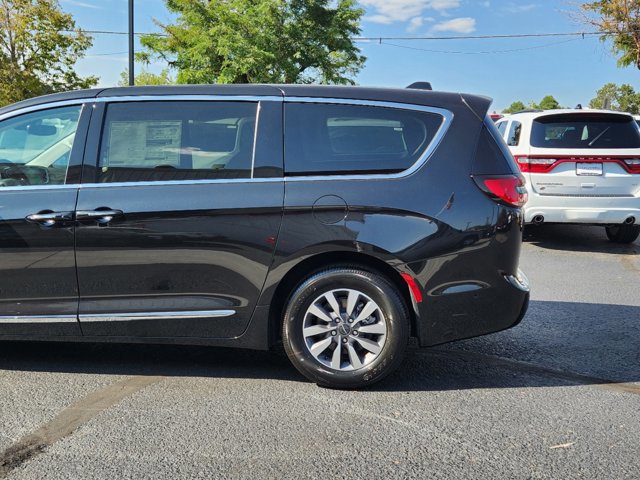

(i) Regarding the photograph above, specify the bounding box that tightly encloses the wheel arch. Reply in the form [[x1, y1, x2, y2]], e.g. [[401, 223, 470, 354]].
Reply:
[[267, 251, 417, 347]]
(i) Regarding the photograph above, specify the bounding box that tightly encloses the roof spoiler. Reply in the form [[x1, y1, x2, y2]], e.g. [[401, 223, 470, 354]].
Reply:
[[406, 82, 432, 91]]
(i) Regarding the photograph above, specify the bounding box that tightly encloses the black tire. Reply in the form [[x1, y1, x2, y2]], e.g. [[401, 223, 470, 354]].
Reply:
[[605, 224, 640, 244], [282, 267, 410, 389]]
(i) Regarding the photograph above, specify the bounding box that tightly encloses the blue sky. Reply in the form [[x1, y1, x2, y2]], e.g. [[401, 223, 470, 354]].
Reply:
[[61, 0, 639, 112]]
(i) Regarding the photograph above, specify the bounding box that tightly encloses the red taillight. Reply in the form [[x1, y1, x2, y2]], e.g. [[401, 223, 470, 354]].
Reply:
[[515, 155, 640, 174], [624, 159, 640, 173], [474, 175, 528, 207], [514, 155, 558, 173]]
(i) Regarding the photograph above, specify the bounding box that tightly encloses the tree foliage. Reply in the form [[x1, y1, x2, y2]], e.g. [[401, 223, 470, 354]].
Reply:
[[538, 95, 561, 110], [503, 101, 527, 113], [503, 96, 561, 113], [579, 0, 640, 69], [589, 82, 640, 112], [118, 68, 175, 87], [0, 0, 97, 106], [138, 0, 366, 85]]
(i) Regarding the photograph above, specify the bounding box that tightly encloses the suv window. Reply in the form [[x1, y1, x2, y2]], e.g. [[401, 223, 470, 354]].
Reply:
[[285, 103, 443, 175], [98, 101, 258, 183], [495, 121, 507, 137], [0, 106, 81, 187], [507, 121, 521, 146], [531, 113, 640, 149]]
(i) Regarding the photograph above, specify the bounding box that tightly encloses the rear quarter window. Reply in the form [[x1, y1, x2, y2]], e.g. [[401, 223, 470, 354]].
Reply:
[[284, 103, 443, 175], [531, 113, 640, 149]]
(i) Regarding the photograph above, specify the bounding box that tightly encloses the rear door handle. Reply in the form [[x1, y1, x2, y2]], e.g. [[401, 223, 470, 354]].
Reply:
[[26, 211, 74, 227], [76, 208, 124, 224]]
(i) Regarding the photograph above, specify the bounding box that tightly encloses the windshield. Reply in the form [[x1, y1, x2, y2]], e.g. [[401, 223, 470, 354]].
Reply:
[[531, 113, 640, 149]]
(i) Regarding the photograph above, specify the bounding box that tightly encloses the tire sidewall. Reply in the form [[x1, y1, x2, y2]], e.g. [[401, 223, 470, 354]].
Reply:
[[283, 269, 409, 388]]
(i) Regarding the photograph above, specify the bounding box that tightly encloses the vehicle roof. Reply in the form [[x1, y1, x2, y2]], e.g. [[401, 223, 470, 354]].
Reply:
[[0, 84, 492, 117], [504, 109, 635, 121]]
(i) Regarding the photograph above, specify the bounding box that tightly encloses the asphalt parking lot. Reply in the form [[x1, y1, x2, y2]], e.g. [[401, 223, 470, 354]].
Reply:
[[1, 225, 638, 479]]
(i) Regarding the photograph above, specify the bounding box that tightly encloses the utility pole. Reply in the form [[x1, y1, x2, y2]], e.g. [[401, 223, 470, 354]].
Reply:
[[128, 0, 134, 86]]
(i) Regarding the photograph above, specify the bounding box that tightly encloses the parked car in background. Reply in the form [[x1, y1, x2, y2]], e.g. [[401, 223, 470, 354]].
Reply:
[[495, 109, 640, 243], [0, 84, 530, 388]]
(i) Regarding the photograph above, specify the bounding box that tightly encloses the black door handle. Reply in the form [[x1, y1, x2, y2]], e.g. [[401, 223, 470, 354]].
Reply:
[[26, 211, 74, 227], [76, 208, 124, 224]]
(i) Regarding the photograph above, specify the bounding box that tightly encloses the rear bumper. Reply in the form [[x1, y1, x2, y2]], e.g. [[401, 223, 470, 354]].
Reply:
[[416, 268, 530, 347], [524, 192, 640, 224]]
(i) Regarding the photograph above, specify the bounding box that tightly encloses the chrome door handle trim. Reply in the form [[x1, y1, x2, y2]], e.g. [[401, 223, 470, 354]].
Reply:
[[25, 211, 74, 227], [76, 209, 124, 224]]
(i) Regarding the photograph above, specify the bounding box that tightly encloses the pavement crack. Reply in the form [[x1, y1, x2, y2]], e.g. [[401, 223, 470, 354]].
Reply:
[[426, 348, 640, 396], [0, 375, 163, 478]]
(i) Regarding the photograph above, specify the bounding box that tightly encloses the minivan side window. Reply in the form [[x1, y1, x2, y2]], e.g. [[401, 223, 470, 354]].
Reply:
[[0, 106, 81, 187], [98, 101, 258, 183], [284, 103, 443, 175], [507, 121, 521, 146]]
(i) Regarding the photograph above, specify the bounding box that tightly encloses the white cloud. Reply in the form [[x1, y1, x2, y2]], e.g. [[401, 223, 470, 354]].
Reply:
[[431, 17, 477, 34], [407, 17, 424, 33], [505, 3, 539, 13], [61, 0, 102, 9], [362, 0, 461, 24]]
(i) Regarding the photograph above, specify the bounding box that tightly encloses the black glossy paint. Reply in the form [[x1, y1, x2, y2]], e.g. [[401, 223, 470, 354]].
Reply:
[[0, 84, 528, 349]]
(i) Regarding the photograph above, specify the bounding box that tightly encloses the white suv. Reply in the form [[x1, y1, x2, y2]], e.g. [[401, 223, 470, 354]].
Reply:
[[495, 109, 640, 243]]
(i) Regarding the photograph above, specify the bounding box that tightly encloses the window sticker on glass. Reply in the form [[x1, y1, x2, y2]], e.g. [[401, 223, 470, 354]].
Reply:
[[108, 121, 182, 167]]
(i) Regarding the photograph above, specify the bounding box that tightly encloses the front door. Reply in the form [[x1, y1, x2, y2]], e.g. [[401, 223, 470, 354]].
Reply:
[[75, 98, 284, 338], [0, 104, 89, 335]]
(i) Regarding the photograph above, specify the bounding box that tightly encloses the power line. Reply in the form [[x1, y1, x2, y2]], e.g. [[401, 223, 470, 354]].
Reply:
[[379, 38, 580, 55], [354, 31, 626, 42], [66, 29, 627, 41]]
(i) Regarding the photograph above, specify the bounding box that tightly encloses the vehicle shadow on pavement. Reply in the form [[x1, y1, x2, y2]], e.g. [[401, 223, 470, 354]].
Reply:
[[523, 224, 639, 255], [0, 300, 637, 392]]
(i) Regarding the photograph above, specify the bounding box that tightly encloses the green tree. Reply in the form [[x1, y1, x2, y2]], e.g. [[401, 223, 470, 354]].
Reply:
[[503, 101, 527, 113], [138, 0, 366, 85], [118, 68, 175, 87], [579, 1, 640, 69], [0, 0, 97, 106], [589, 82, 640, 113], [538, 95, 561, 110]]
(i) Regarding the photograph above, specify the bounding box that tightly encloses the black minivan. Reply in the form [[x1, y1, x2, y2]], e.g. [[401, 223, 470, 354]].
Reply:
[[0, 84, 529, 388]]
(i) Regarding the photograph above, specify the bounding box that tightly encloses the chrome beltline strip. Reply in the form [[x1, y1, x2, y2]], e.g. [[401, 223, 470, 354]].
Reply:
[[79, 310, 236, 322], [0, 315, 77, 324]]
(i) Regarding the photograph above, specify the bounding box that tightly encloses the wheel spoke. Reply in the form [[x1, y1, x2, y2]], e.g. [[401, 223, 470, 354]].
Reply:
[[331, 341, 342, 369], [309, 337, 333, 357], [345, 290, 359, 317], [346, 343, 363, 369], [302, 287, 388, 372], [354, 300, 378, 324], [303, 324, 333, 338], [358, 322, 386, 335], [324, 292, 341, 317], [355, 337, 382, 355], [308, 304, 333, 323]]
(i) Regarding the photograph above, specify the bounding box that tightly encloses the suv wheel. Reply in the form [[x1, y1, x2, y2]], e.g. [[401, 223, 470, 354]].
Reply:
[[282, 268, 410, 389], [605, 224, 640, 244]]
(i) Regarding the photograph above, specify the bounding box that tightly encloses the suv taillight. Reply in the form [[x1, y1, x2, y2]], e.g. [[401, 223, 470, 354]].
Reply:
[[624, 159, 640, 173], [514, 155, 557, 173], [473, 175, 528, 208]]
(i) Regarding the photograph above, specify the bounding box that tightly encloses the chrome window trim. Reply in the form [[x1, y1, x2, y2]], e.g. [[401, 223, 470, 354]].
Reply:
[[0, 95, 283, 122], [0, 315, 77, 324], [79, 310, 236, 322], [282, 96, 454, 182], [1, 94, 454, 187]]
